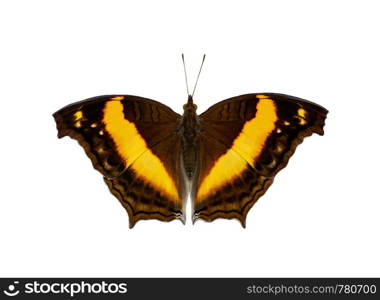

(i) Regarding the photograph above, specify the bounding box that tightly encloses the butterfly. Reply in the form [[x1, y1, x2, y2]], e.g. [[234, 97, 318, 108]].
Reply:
[[53, 56, 328, 228]]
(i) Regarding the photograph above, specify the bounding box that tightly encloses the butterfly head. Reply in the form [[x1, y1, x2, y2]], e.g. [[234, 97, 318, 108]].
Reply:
[[183, 95, 197, 111]]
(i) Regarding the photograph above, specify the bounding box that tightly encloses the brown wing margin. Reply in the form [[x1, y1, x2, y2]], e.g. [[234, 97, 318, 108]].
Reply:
[[53, 95, 186, 228], [194, 93, 328, 226]]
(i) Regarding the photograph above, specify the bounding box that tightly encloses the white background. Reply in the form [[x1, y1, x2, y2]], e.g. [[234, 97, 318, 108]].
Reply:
[[1, 0, 379, 277]]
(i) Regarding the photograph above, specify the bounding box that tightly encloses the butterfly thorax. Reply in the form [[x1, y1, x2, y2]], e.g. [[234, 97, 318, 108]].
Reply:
[[181, 96, 199, 180]]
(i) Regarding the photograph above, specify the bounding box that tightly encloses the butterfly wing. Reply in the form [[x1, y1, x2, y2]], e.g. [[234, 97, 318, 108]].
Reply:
[[53, 95, 186, 227], [194, 93, 328, 226]]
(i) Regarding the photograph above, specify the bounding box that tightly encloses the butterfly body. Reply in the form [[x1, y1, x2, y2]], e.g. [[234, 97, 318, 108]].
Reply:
[[181, 96, 200, 179], [54, 92, 327, 228]]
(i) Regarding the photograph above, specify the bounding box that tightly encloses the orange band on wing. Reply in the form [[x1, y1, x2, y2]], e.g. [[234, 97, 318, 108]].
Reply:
[[197, 98, 277, 200], [231, 97, 278, 168], [103, 100, 179, 201]]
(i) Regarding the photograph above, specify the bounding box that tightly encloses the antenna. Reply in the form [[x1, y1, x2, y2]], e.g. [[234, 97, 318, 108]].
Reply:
[[182, 54, 190, 96], [191, 54, 206, 97], [181, 54, 206, 97]]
